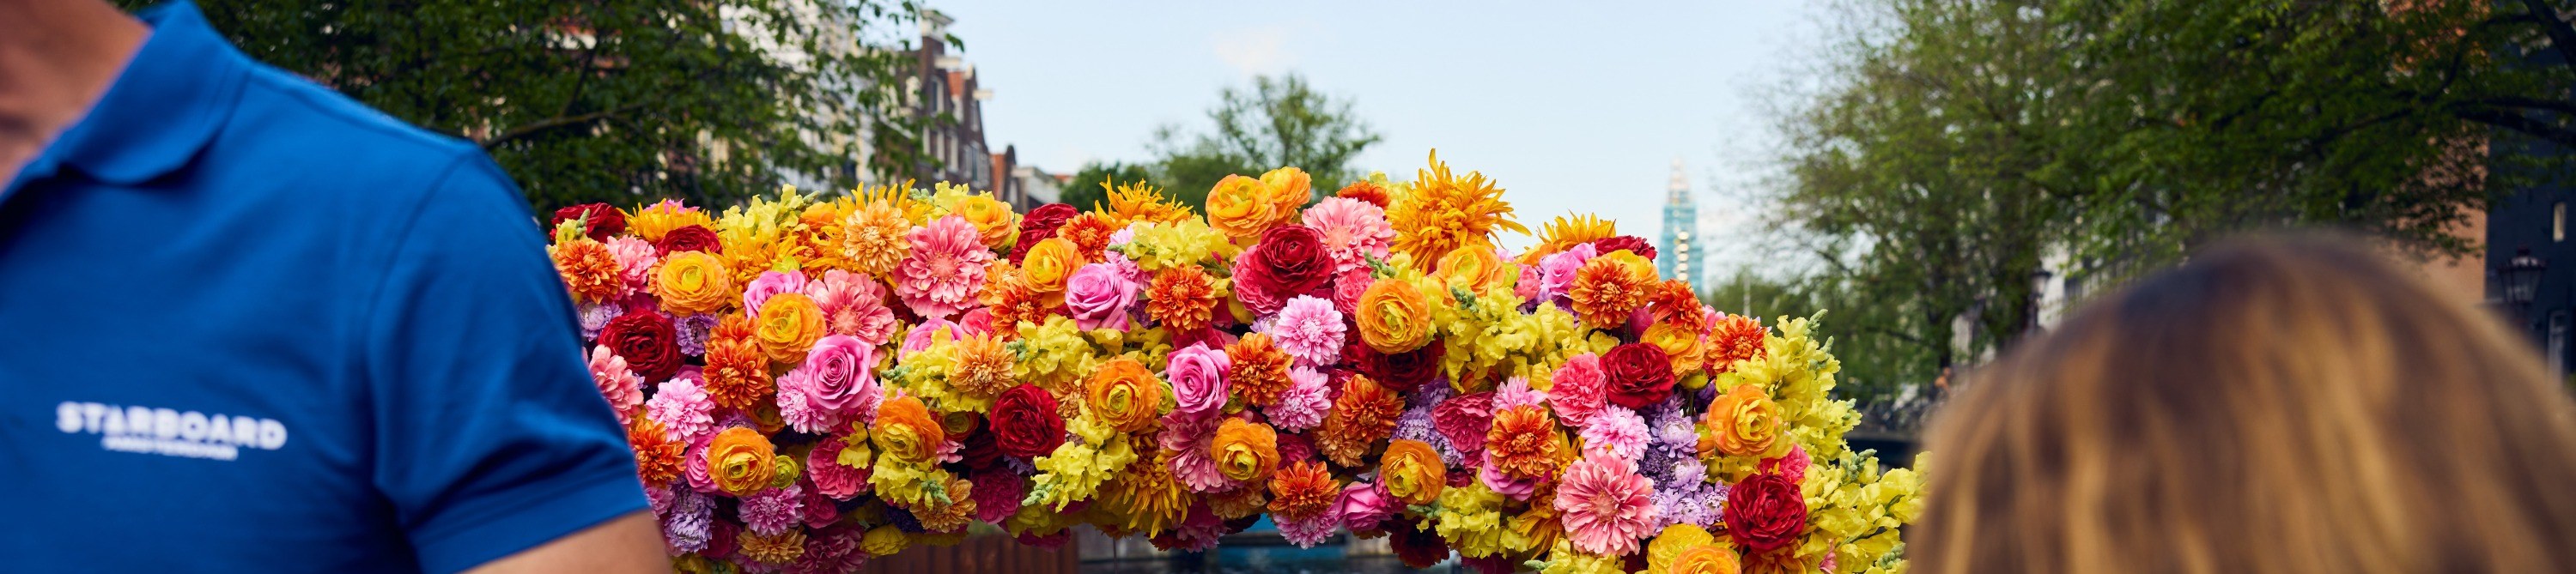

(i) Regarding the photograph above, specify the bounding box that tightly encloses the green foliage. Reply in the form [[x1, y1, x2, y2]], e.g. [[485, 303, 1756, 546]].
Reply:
[[1772, 0, 2576, 387], [148, 0, 930, 213], [1151, 73, 1382, 202], [1057, 160, 1152, 212]]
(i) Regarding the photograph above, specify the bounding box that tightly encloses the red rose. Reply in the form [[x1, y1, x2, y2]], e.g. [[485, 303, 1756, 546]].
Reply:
[[1589, 235, 1656, 261], [655, 224, 723, 255], [552, 203, 627, 241], [958, 422, 1005, 472], [1725, 471, 1810, 553], [598, 311, 681, 383], [1388, 517, 1452, 568], [1603, 342, 1675, 408], [990, 384, 1066, 458], [1233, 225, 1334, 314], [1012, 203, 1080, 264], [1355, 342, 1443, 393]]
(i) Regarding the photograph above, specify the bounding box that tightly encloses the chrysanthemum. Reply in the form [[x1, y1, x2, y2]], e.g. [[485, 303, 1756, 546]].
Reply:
[[894, 214, 994, 319], [1267, 367, 1331, 432], [551, 239, 623, 305], [737, 529, 809, 565], [1554, 453, 1661, 556], [1315, 374, 1406, 468], [1100, 180, 1197, 227], [1387, 150, 1528, 268], [1267, 296, 1346, 366], [647, 372, 717, 444], [838, 189, 914, 276], [629, 418, 685, 485], [1226, 334, 1296, 407], [949, 333, 1017, 402], [662, 488, 714, 553], [1303, 196, 1395, 274], [1484, 404, 1562, 480], [1581, 407, 1651, 462], [1522, 213, 1618, 265], [1145, 265, 1226, 333], [740, 482, 807, 535], [586, 345, 643, 419], [1267, 459, 1341, 522], [702, 325, 775, 411], [1567, 250, 1657, 329]]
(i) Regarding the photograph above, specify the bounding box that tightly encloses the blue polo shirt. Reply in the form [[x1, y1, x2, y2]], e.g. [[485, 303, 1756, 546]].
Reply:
[[0, 3, 647, 572]]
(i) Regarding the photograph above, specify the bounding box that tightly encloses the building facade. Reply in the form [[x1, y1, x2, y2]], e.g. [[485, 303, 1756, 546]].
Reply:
[[1656, 159, 1702, 285]]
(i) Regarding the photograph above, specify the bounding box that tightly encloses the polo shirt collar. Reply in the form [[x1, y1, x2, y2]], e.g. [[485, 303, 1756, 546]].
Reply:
[[15, 1, 246, 190]]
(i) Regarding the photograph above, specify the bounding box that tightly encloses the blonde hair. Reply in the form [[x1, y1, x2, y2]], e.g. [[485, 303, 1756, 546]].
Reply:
[[1917, 234, 2576, 573]]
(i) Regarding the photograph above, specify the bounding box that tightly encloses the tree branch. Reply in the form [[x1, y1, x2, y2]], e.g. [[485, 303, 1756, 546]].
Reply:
[[2461, 108, 2576, 149], [2518, 0, 2576, 74], [477, 104, 644, 148]]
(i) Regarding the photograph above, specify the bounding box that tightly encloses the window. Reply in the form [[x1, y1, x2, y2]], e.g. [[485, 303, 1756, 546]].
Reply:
[[2556, 202, 2566, 242], [2552, 311, 2569, 378]]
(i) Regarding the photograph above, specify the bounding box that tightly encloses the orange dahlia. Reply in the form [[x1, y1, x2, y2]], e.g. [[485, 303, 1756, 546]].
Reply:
[[1057, 212, 1119, 258], [1145, 265, 1226, 333], [736, 529, 807, 565], [550, 239, 623, 304], [1336, 179, 1391, 208], [1388, 150, 1527, 268], [1567, 250, 1657, 328], [840, 192, 914, 277], [702, 333, 775, 411], [977, 264, 1050, 335], [1485, 404, 1562, 480], [1099, 450, 1194, 535], [950, 333, 1018, 402], [1267, 460, 1341, 522], [1315, 374, 1405, 468], [629, 418, 685, 485], [1648, 279, 1705, 329], [1226, 334, 1295, 406], [1707, 313, 1766, 374]]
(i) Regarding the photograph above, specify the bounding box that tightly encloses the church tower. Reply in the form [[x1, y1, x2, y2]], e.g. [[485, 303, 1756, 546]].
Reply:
[[1657, 158, 1699, 284]]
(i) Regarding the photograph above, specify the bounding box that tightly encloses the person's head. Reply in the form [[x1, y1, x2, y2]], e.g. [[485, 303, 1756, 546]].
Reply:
[[1917, 233, 2576, 573]]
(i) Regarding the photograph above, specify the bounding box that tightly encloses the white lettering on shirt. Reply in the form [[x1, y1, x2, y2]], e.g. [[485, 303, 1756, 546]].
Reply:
[[52, 401, 288, 462]]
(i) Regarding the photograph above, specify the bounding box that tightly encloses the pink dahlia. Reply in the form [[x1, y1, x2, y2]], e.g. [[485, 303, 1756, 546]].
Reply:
[[807, 436, 872, 500], [587, 345, 643, 421], [1267, 367, 1332, 432], [1579, 406, 1650, 461], [1547, 353, 1610, 428], [894, 214, 994, 319], [1554, 453, 1661, 556], [740, 269, 810, 319], [1492, 377, 1546, 411], [1267, 295, 1346, 366], [646, 368, 717, 443], [1278, 511, 1340, 548], [739, 482, 805, 536], [604, 237, 660, 297], [1301, 196, 1395, 274]]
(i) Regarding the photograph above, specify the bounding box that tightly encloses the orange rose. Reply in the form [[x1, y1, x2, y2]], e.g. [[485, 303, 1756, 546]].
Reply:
[[707, 426, 777, 496], [1356, 279, 1435, 353], [653, 251, 736, 317], [1379, 438, 1448, 505], [1018, 237, 1085, 306], [1084, 358, 1169, 433], [1431, 245, 1516, 294], [1211, 418, 1280, 483], [756, 293, 826, 365], [1707, 384, 1783, 458], [872, 395, 946, 462]]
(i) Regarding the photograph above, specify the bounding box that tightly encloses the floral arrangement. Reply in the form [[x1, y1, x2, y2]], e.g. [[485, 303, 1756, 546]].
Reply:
[[549, 151, 1923, 574]]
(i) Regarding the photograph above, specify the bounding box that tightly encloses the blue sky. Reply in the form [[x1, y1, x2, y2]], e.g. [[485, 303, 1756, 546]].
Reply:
[[926, 1, 1820, 269]]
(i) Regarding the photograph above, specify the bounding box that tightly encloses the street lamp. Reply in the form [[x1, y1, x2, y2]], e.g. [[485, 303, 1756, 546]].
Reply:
[[2503, 246, 2548, 311]]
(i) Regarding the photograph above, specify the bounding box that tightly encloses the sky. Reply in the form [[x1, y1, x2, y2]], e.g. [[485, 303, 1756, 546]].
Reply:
[[925, 1, 1824, 270]]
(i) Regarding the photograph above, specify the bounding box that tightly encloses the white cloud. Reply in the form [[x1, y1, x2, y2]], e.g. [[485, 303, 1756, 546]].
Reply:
[[1212, 25, 1293, 76]]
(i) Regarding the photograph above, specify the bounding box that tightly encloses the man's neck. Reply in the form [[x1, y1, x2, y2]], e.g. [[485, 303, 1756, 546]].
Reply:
[[0, 0, 149, 185]]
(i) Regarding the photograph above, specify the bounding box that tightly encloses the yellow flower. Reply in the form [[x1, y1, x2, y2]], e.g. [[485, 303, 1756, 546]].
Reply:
[[736, 529, 806, 565], [1647, 524, 1726, 574], [755, 293, 826, 366], [626, 202, 714, 242], [1099, 180, 1196, 227], [1119, 219, 1238, 272], [839, 184, 916, 277], [1388, 150, 1526, 268], [948, 191, 1021, 250], [861, 524, 910, 556], [707, 427, 776, 497], [1433, 481, 1509, 558], [1356, 278, 1436, 353], [652, 251, 734, 317], [1521, 212, 1616, 264], [1670, 546, 1742, 574], [1644, 320, 1709, 378]]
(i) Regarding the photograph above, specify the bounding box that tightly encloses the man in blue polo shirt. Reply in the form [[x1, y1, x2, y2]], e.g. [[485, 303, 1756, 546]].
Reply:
[[0, 1, 666, 572]]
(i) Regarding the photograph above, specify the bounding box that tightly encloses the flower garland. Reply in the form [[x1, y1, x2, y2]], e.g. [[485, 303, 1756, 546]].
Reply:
[[551, 151, 1923, 574]]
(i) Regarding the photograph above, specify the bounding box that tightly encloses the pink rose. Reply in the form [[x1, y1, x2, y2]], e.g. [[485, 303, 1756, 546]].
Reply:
[[902, 317, 982, 359], [1535, 244, 1596, 302], [1167, 343, 1231, 414], [1065, 261, 1138, 330], [741, 270, 809, 319], [1338, 481, 1401, 532], [797, 335, 879, 414]]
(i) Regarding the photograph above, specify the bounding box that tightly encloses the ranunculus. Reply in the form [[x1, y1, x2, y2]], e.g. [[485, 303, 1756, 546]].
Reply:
[[1602, 342, 1676, 408], [1064, 261, 1138, 330], [1355, 341, 1443, 393], [1210, 418, 1280, 483], [653, 251, 735, 317], [598, 311, 681, 383], [1166, 343, 1230, 414], [1354, 278, 1434, 353], [951, 193, 1022, 250], [1378, 438, 1448, 505], [1205, 170, 1309, 241], [1431, 391, 1495, 457], [871, 395, 945, 462], [1012, 203, 1080, 264], [656, 224, 723, 255], [1431, 245, 1516, 294], [1707, 383, 1784, 458], [1643, 320, 1708, 378], [1670, 546, 1741, 574], [990, 384, 1064, 458], [1231, 225, 1334, 315], [1725, 471, 1808, 553], [552, 202, 626, 241], [1018, 237, 1085, 306], [1084, 357, 1168, 432], [707, 426, 776, 497], [755, 293, 827, 366]]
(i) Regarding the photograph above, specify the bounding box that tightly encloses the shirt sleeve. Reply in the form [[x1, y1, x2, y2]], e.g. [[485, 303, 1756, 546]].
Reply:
[[362, 153, 648, 574]]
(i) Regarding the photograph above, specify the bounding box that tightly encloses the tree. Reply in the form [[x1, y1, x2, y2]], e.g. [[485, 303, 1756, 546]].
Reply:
[[150, 0, 932, 213], [1151, 74, 1382, 203], [1057, 160, 1152, 211]]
